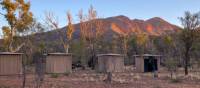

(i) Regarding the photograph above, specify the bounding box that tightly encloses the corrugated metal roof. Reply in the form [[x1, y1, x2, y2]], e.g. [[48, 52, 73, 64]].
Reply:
[[133, 54, 162, 57], [97, 53, 124, 57], [0, 52, 23, 55], [47, 53, 72, 56]]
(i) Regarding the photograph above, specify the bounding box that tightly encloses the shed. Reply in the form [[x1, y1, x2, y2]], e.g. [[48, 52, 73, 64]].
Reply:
[[46, 53, 72, 73], [0, 52, 23, 75], [134, 54, 161, 73], [96, 54, 124, 73]]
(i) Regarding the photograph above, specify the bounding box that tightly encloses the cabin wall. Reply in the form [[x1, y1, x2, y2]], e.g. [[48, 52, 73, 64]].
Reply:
[[0, 54, 22, 75], [96, 55, 124, 73], [46, 55, 72, 73], [135, 57, 144, 72]]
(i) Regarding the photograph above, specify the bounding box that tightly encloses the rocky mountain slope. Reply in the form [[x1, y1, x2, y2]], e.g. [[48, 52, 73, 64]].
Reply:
[[0, 15, 181, 52]]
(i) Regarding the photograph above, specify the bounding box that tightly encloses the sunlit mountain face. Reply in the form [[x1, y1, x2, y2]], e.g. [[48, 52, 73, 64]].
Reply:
[[68, 15, 180, 37], [99, 16, 179, 35]]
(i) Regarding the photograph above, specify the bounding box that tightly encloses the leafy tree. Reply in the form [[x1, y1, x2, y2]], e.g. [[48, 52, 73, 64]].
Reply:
[[111, 34, 119, 53], [136, 32, 149, 54], [111, 23, 131, 64], [165, 57, 178, 79], [66, 11, 74, 53], [0, 0, 33, 52], [127, 34, 137, 64], [2, 26, 11, 50], [163, 35, 175, 56], [163, 35, 178, 78], [179, 11, 200, 75], [94, 19, 104, 54], [1, 1, 33, 88], [164, 36, 173, 46]]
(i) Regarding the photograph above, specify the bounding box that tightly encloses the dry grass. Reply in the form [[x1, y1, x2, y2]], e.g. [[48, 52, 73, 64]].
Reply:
[[0, 66, 200, 88]]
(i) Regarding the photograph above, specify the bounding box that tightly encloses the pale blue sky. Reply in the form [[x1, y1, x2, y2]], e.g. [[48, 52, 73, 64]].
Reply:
[[0, 0, 200, 36]]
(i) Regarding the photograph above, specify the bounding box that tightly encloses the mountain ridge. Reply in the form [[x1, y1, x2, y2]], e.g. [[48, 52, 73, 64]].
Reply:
[[0, 15, 181, 51]]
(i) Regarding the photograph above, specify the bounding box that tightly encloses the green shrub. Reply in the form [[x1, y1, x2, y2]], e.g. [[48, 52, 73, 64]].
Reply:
[[64, 71, 71, 76], [170, 78, 182, 83], [50, 73, 59, 78]]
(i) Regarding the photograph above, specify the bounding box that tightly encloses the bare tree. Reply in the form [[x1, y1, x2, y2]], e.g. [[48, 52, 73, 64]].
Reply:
[[88, 6, 106, 69], [45, 12, 67, 53], [77, 6, 105, 69], [27, 20, 46, 88], [78, 10, 88, 69]]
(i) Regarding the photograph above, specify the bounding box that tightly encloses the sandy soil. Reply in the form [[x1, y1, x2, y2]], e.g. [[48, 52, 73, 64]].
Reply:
[[0, 66, 200, 88]]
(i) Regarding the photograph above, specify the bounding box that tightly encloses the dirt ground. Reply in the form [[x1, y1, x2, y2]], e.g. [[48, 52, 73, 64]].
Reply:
[[0, 66, 200, 88]]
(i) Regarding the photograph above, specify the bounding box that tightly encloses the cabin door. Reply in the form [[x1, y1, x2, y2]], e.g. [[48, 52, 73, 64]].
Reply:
[[144, 56, 158, 72]]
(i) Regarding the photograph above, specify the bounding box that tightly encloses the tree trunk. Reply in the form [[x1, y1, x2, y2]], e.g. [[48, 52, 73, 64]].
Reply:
[[105, 72, 112, 83], [184, 61, 189, 75], [170, 71, 173, 79], [8, 27, 14, 52], [184, 49, 189, 75], [66, 44, 69, 53]]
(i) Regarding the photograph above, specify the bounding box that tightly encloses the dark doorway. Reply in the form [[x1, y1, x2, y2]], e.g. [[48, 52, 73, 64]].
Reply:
[[144, 56, 158, 72]]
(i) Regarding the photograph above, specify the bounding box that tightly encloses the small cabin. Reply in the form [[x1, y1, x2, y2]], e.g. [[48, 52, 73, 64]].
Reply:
[[0, 52, 23, 75], [96, 54, 124, 73], [134, 54, 161, 73], [46, 53, 72, 73]]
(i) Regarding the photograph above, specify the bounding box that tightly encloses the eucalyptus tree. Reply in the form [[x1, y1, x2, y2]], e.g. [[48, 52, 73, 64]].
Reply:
[[179, 11, 200, 75], [0, 0, 33, 52]]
